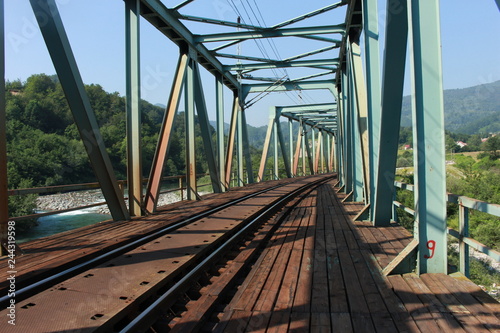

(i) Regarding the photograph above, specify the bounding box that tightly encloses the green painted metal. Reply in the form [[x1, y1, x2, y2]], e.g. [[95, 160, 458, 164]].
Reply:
[[273, 119, 279, 179], [495, 0, 500, 11], [272, 2, 346, 28], [311, 128, 316, 173], [185, 56, 197, 200], [215, 74, 226, 191], [178, 14, 263, 30], [237, 103, 244, 186], [362, 0, 382, 217], [193, 63, 222, 193], [343, 68, 353, 195], [372, 0, 408, 226], [145, 53, 187, 213], [224, 96, 239, 188], [224, 59, 339, 72], [349, 41, 370, 204], [275, 109, 292, 178], [240, 109, 254, 184], [140, 0, 239, 91], [284, 45, 340, 62], [301, 120, 307, 175], [258, 117, 274, 182], [242, 80, 335, 97], [293, 125, 302, 176], [302, 123, 314, 175], [195, 24, 345, 43], [125, 0, 143, 216], [172, 0, 195, 10], [409, 0, 447, 274], [30, 0, 129, 221], [0, 0, 7, 254]]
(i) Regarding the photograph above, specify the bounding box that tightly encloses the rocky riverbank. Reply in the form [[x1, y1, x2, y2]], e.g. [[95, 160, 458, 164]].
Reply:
[[36, 189, 187, 215]]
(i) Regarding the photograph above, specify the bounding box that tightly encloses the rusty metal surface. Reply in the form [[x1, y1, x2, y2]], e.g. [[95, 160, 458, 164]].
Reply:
[[0, 176, 327, 332]]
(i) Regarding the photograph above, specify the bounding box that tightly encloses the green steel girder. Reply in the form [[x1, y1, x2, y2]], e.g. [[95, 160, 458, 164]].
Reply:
[[241, 110, 255, 184], [194, 24, 345, 43], [172, 0, 195, 10], [242, 80, 336, 98], [31, 0, 129, 221], [193, 62, 222, 194], [177, 14, 263, 30], [185, 57, 197, 200], [215, 53, 277, 63], [409, 0, 447, 274], [272, 2, 347, 29], [139, 0, 240, 92], [145, 53, 188, 213], [283, 45, 340, 62], [215, 74, 226, 191], [291, 71, 336, 82], [125, 0, 143, 217], [372, 0, 408, 226], [224, 58, 339, 72], [276, 103, 337, 113]]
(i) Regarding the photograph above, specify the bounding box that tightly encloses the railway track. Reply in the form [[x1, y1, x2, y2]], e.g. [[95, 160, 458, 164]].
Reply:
[[0, 174, 334, 333]]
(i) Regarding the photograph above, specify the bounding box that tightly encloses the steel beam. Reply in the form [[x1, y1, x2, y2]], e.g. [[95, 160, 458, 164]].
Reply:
[[145, 53, 188, 213], [272, 2, 347, 29], [125, 0, 143, 216], [275, 110, 292, 178], [236, 104, 244, 186], [193, 63, 222, 193], [314, 131, 322, 173], [185, 57, 197, 200], [242, 80, 335, 97], [372, 0, 408, 226], [215, 74, 226, 191], [409, 0, 447, 274], [224, 96, 239, 188], [301, 121, 307, 175], [258, 118, 274, 182], [362, 0, 382, 217], [241, 110, 254, 184], [224, 59, 339, 72], [140, 0, 239, 91], [30, 0, 129, 221], [302, 123, 314, 175], [293, 125, 302, 176], [349, 40, 370, 203], [0, 0, 7, 255], [195, 24, 345, 43]]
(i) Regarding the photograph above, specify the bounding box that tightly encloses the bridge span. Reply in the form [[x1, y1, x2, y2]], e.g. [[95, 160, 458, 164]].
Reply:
[[0, 175, 499, 332]]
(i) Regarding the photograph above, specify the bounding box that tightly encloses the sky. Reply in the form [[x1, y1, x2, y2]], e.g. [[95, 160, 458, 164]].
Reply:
[[4, 0, 500, 127]]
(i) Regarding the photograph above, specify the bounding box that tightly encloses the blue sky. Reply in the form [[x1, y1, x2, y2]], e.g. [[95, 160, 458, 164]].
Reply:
[[4, 0, 500, 126]]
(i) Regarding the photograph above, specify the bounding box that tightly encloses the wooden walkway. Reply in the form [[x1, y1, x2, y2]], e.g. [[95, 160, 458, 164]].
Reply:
[[213, 181, 500, 332]]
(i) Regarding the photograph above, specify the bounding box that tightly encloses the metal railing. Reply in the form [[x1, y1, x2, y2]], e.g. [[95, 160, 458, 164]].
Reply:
[[393, 181, 500, 277], [8, 174, 213, 222]]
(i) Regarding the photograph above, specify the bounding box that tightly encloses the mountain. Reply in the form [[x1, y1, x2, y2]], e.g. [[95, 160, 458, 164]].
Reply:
[[401, 80, 500, 134]]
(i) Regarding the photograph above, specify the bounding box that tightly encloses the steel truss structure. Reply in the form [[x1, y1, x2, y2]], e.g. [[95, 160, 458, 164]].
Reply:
[[1, 0, 496, 274]]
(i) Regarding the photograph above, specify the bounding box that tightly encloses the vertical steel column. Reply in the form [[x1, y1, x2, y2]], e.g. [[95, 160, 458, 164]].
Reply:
[[185, 56, 197, 200], [301, 122, 307, 175], [30, 0, 129, 221], [293, 125, 302, 176], [343, 66, 354, 195], [275, 112, 292, 178], [0, 0, 7, 254], [362, 0, 382, 216], [145, 53, 187, 213], [302, 123, 314, 175], [272, 118, 279, 179], [215, 74, 226, 191], [258, 117, 274, 182], [240, 110, 254, 184], [409, 0, 447, 274], [289, 119, 294, 176], [314, 131, 321, 173], [311, 128, 316, 172], [225, 95, 239, 188], [193, 64, 222, 193], [236, 105, 244, 186], [349, 41, 370, 203], [372, 0, 408, 226], [125, 0, 142, 216]]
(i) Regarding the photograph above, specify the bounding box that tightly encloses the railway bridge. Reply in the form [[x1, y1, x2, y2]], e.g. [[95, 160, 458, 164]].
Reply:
[[0, 0, 499, 332]]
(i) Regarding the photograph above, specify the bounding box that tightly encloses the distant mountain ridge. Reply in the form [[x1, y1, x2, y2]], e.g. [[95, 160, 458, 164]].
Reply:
[[401, 80, 500, 134]]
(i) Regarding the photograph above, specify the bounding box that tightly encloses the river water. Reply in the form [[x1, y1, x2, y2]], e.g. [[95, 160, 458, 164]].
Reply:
[[17, 210, 111, 244]]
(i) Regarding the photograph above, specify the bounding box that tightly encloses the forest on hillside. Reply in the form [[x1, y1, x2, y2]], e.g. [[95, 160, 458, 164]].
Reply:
[[5, 74, 216, 221]]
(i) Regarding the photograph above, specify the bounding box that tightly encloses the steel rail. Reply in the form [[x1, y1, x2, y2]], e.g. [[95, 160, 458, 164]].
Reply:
[[0, 181, 293, 307], [120, 175, 333, 332]]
